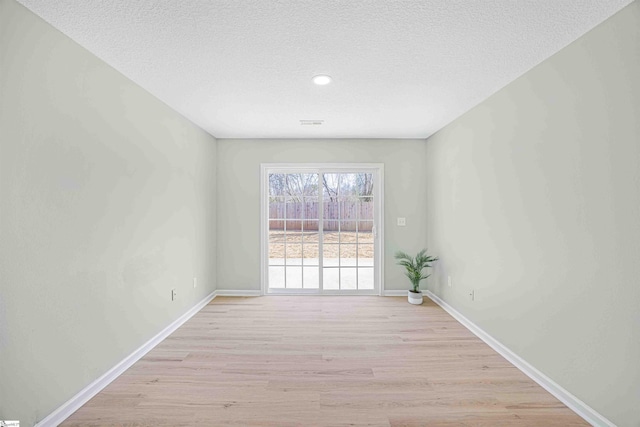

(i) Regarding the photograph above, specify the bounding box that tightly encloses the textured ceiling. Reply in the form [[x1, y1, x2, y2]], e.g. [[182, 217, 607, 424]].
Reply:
[[16, 0, 633, 139]]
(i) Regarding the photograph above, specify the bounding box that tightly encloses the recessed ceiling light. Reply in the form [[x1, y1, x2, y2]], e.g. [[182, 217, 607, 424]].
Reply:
[[312, 75, 332, 85]]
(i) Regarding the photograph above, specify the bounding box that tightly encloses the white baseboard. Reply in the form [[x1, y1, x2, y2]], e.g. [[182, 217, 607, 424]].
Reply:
[[425, 290, 614, 427], [35, 291, 217, 427], [218, 289, 401, 297], [381, 290, 407, 296], [214, 289, 262, 297]]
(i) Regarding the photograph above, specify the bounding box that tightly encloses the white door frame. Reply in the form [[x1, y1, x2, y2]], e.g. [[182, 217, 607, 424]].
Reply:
[[260, 163, 384, 296]]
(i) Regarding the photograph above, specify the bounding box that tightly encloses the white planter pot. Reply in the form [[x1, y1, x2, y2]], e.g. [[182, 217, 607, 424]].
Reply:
[[408, 290, 423, 305]]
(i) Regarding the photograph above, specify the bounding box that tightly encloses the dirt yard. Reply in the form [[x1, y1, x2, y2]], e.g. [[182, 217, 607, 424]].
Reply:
[[269, 231, 373, 258]]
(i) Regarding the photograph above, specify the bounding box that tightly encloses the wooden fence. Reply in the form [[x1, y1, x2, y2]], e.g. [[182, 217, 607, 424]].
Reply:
[[269, 201, 373, 231]]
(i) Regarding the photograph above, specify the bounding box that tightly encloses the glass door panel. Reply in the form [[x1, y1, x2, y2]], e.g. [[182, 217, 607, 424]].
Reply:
[[267, 173, 319, 289]]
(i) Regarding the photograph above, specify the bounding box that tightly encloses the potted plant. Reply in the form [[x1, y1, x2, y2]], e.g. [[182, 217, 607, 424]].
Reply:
[[395, 249, 438, 305]]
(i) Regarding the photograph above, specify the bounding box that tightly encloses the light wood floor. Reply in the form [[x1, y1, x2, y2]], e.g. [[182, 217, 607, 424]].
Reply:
[[63, 296, 587, 426]]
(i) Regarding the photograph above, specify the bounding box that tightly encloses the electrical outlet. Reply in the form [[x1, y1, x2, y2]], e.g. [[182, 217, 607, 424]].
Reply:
[[448, 276, 452, 287], [193, 277, 197, 288], [397, 217, 406, 226], [171, 289, 177, 301]]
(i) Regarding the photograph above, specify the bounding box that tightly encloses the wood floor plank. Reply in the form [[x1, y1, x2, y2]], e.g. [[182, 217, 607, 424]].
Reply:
[[62, 296, 588, 426]]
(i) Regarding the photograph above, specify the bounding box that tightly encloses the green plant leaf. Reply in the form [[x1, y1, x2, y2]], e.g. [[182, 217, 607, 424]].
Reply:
[[395, 249, 438, 291]]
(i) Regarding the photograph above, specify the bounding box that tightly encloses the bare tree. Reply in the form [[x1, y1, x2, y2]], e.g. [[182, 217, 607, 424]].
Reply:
[[357, 173, 373, 201], [322, 175, 338, 202], [269, 174, 286, 198]]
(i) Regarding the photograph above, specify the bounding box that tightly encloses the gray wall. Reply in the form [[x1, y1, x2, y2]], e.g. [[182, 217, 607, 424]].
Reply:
[[0, 1, 218, 425], [216, 139, 428, 292], [425, 2, 640, 426]]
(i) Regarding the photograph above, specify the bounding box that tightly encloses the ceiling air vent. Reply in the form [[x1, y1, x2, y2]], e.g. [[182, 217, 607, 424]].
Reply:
[[300, 120, 324, 126]]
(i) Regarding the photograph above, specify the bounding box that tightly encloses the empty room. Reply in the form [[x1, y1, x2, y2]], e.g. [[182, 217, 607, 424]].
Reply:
[[1, 0, 639, 426]]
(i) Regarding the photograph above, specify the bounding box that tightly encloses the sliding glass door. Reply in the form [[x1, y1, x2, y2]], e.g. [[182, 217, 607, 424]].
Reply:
[[262, 164, 383, 295]]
